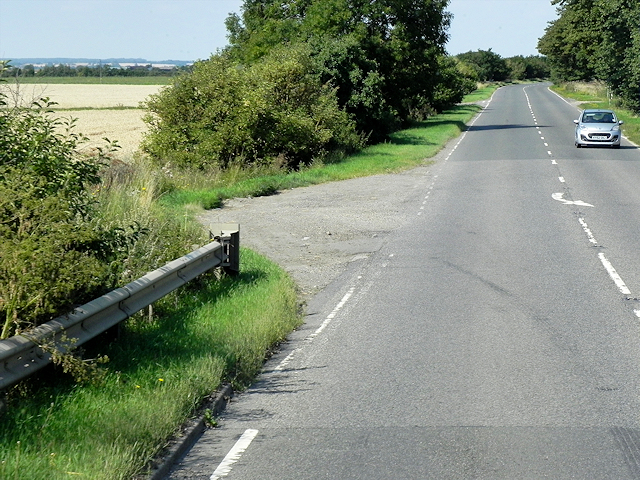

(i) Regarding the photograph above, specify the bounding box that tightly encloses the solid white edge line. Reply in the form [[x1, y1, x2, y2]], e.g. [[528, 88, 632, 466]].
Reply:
[[635, 310, 640, 319], [273, 348, 302, 372], [444, 86, 499, 163], [598, 253, 631, 295], [211, 429, 259, 480], [446, 86, 501, 163], [547, 85, 579, 109]]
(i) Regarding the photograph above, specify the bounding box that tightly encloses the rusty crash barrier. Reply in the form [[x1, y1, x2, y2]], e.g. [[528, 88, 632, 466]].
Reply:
[[0, 224, 239, 391]]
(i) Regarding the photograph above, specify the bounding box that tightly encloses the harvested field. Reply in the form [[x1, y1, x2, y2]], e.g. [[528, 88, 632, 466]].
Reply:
[[66, 109, 151, 159], [5, 83, 164, 160], [13, 83, 163, 108]]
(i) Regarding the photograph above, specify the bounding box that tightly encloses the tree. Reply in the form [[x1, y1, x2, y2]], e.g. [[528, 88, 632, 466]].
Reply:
[[593, 0, 640, 112], [537, 0, 600, 81], [538, 0, 639, 112], [504, 55, 550, 81], [225, 0, 462, 140], [455, 49, 510, 82], [523, 55, 551, 79]]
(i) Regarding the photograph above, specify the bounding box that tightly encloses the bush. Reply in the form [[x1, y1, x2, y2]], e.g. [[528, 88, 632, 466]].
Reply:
[[142, 46, 364, 171], [0, 76, 144, 339], [456, 49, 510, 82], [308, 35, 400, 142], [429, 56, 477, 113]]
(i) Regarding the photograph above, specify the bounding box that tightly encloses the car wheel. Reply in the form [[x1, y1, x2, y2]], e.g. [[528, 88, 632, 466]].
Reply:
[[575, 143, 581, 148]]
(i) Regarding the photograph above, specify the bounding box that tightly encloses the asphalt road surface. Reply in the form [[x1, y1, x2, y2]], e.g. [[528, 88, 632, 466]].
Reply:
[[168, 83, 640, 479]]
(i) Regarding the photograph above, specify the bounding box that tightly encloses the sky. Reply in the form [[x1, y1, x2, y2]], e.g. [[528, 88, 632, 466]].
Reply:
[[0, 0, 559, 61]]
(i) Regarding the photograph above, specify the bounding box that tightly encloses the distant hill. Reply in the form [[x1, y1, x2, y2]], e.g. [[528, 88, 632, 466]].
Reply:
[[1, 58, 194, 67]]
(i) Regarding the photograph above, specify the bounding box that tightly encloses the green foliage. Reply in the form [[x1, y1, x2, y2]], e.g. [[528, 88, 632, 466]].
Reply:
[[455, 49, 510, 82], [504, 55, 550, 81], [0, 73, 148, 339], [430, 56, 477, 111], [224, 0, 465, 141], [455, 51, 549, 83], [158, 103, 481, 211], [538, 0, 640, 112], [308, 34, 400, 142], [0, 249, 299, 479], [142, 46, 364, 170], [0, 99, 98, 337]]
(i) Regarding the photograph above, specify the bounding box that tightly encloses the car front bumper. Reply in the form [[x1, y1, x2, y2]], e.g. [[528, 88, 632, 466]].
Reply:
[[576, 132, 621, 146]]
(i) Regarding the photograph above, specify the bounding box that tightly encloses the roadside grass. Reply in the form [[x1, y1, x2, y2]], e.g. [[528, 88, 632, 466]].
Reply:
[[0, 249, 299, 480], [551, 81, 608, 103], [461, 84, 501, 103], [0, 85, 496, 479], [551, 82, 640, 145], [160, 103, 483, 212], [6, 76, 172, 85]]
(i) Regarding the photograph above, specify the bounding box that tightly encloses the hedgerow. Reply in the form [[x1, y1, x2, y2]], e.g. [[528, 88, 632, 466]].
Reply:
[[141, 45, 364, 171]]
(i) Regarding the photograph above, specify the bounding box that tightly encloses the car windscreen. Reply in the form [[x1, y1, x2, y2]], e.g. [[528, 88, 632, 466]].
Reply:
[[583, 113, 616, 123]]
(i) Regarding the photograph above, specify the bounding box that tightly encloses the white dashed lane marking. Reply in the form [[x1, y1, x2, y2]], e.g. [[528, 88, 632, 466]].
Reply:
[[598, 253, 632, 295], [524, 86, 636, 303]]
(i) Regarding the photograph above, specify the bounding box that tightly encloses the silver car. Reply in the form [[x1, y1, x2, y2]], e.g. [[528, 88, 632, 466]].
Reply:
[[574, 109, 624, 148]]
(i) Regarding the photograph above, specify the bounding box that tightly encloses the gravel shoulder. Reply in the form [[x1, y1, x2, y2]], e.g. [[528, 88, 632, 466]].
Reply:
[[198, 98, 498, 298], [198, 148, 452, 298]]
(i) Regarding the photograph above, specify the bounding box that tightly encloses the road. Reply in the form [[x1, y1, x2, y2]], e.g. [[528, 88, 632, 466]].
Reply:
[[167, 83, 640, 479]]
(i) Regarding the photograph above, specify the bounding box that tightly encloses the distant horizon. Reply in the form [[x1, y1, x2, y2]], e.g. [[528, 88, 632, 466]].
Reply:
[[2, 57, 195, 65], [3, 47, 552, 68]]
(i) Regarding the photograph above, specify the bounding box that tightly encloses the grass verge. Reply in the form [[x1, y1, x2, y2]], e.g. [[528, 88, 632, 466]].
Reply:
[[0, 249, 299, 480], [160, 103, 484, 212], [0, 85, 497, 479], [551, 82, 640, 145]]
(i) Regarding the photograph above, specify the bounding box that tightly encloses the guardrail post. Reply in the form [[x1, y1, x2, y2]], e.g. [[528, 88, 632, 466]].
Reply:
[[226, 230, 240, 275], [209, 223, 240, 276]]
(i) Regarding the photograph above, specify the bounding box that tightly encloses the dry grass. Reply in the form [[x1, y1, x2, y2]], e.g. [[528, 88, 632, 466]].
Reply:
[[69, 109, 151, 159], [13, 83, 163, 108]]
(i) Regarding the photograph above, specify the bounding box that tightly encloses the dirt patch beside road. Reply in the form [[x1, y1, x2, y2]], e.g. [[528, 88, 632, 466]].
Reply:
[[198, 158, 445, 297]]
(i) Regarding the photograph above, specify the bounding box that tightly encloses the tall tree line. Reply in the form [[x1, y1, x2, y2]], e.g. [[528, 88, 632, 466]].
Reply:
[[0, 63, 187, 78], [144, 0, 477, 169], [224, 0, 471, 140], [537, 0, 640, 112]]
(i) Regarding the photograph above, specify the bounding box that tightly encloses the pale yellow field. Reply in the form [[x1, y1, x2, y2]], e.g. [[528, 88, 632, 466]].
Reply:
[[65, 109, 152, 160], [11, 84, 166, 160], [16, 84, 163, 108]]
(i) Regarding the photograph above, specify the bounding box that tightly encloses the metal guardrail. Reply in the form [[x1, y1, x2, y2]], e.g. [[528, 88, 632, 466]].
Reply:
[[0, 224, 239, 391]]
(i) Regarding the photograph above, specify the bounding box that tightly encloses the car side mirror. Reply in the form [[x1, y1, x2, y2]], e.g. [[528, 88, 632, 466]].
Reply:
[[619, 120, 624, 125], [573, 119, 579, 124]]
